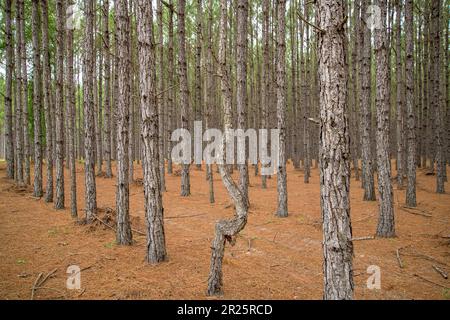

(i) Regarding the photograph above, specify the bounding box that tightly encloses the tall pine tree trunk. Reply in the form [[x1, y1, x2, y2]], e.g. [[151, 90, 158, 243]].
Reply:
[[55, 0, 65, 209], [276, 0, 287, 217], [318, 0, 354, 300], [178, 0, 191, 197], [32, 0, 43, 198], [137, 0, 167, 263], [84, 0, 97, 222], [405, 0, 416, 206], [116, 0, 133, 245], [103, 0, 112, 178], [4, 0, 14, 180], [375, 0, 395, 238]]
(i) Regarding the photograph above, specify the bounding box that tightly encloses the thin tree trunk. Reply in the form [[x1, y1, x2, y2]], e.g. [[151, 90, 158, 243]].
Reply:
[[21, 0, 30, 185], [207, 0, 248, 296], [276, 0, 287, 217], [66, 0, 77, 217], [103, 0, 112, 178], [15, 0, 24, 186], [178, 0, 191, 197], [32, 0, 43, 198], [84, 0, 97, 222], [395, 0, 404, 189], [318, 0, 354, 300], [166, 0, 174, 175], [375, 0, 395, 238], [137, 0, 167, 263], [261, 0, 270, 189], [4, 0, 14, 180], [55, 0, 65, 209], [360, 0, 376, 200], [115, 0, 133, 245], [237, 0, 250, 207], [405, 0, 416, 207], [157, 0, 166, 191]]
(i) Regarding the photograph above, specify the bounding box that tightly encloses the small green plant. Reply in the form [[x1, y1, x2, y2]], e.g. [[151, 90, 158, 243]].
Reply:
[[16, 259, 26, 265], [104, 241, 115, 249], [47, 227, 58, 236], [442, 289, 450, 300]]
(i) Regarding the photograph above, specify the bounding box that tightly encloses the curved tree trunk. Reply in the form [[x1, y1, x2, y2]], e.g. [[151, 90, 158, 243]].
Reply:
[[317, 0, 354, 300], [207, 0, 248, 296]]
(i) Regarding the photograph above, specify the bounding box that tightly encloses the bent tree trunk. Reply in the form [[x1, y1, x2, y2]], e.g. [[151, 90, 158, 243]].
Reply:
[[317, 0, 354, 300], [207, 0, 248, 296], [136, 0, 167, 263]]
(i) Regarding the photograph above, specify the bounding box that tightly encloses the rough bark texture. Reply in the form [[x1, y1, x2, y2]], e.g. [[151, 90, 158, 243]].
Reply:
[[32, 0, 43, 198], [194, 0, 203, 170], [166, 0, 174, 175], [375, 0, 395, 238], [261, 0, 270, 189], [41, 0, 53, 202], [55, 0, 65, 209], [4, 0, 14, 180], [84, 0, 97, 222], [207, 0, 248, 296], [276, 0, 288, 217], [395, 0, 404, 189], [431, 0, 445, 193], [66, 0, 77, 217], [157, 0, 166, 191], [360, 0, 376, 201], [205, 0, 215, 204], [405, 0, 416, 206], [20, 0, 30, 185], [103, 0, 112, 178], [237, 0, 249, 207], [116, 0, 133, 246], [15, 0, 24, 185], [137, 0, 167, 263], [317, 0, 354, 300], [178, 0, 191, 197]]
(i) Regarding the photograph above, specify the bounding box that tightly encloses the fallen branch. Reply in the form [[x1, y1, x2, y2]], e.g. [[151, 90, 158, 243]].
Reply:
[[165, 213, 207, 220], [432, 265, 448, 279], [92, 213, 145, 236], [399, 207, 432, 217], [351, 236, 375, 241], [413, 273, 449, 289], [353, 214, 375, 223], [31, 272, 43, 300]]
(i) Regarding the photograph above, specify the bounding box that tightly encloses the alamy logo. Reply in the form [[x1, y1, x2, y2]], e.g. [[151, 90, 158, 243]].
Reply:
[[171, 121, 280, 175], [365, 5, 382, 31], [66, 265, 81, 290], [366, 265, 381, 290]]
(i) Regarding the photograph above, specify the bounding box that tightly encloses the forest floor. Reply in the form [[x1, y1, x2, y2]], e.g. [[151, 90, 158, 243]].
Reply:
[[0, 160, 449, 300]]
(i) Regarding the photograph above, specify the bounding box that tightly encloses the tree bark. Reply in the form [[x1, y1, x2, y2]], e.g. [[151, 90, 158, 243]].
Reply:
[[166, 0, 174, 175], [395, 0, 404, 189], [276, 0, 288, 217], [84, 0, 97, 222], [103, 0, 112, 178], [32, 0, 43, 198], [137, 0, 167, 263], [157, 0, 166, 191], [15, 0, 24, 186], [55, 0, 65, 209], [207, 0, 248, 296], [405, 0, 416, 207], [360, 0, 376, 201], [261, 0, 270, 189], [4, 0, 14, 180], [374, 0, 395, 238], [115, 0, 133, 245], [317, 0, 354, 300], [178, 0, 191, 197]]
